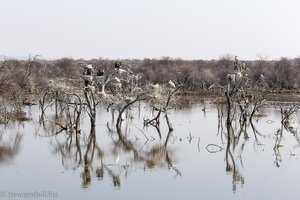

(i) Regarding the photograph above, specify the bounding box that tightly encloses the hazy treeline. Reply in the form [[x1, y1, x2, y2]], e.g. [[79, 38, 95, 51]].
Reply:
[[1, 55, 300, 99]]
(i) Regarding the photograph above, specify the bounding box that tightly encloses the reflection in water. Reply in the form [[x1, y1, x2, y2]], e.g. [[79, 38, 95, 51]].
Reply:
[[40, 101, 180, 189], [4, 101, 300, 198], [273, 125, 284, 168], [0, 129, 22, 165], [225, 123, 245, 192], [34, 101, 300, 191], [218, 103, 300, 192], [217, 103, 266, 192], [82, 126, 96, 188]]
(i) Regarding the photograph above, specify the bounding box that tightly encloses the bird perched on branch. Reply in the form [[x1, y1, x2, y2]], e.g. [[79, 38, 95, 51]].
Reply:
[[96, 69, 104, 76], [168, 80, 176, 88], [114, 77, 121, 83], [84, 64, 93, 76], [114, 62, 121, 71]]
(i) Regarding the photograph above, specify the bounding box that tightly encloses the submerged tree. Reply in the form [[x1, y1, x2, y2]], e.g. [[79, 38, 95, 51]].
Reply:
[[83, 64, 97, 127], [224, 56, 248, 125], [224, 56, 267, 126]]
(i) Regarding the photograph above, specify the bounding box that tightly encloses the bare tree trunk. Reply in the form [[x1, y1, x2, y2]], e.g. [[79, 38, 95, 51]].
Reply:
[[84, 88, 96, 127], [226, 87, 232, 126]]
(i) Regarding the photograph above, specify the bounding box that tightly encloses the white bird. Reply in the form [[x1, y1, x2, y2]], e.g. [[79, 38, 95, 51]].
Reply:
[[235, 72, 243, 80], [118, 69, 127, 74], [85, 64, 93, 69], [114, 77, 121, 83], [168, 80, 176, 88]]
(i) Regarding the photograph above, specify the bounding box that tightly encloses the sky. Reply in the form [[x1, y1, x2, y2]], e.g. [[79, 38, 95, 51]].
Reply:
[[0, 0, 300, 60]]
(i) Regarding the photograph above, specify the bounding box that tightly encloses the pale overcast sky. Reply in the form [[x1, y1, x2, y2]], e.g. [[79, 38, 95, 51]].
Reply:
[[0, 0, 300, 60]]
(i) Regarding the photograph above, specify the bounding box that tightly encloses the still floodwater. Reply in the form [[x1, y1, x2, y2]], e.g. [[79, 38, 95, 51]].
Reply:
[[1, 103, 300, 200]]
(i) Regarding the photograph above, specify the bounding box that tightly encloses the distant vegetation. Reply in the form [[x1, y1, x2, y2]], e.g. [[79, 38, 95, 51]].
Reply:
[[1, 55, 300, 101]]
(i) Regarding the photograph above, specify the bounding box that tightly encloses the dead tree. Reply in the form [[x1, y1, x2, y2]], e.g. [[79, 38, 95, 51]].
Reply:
[[94, 62, 133, 96], [224, 56, 267, 125], [83, 64, 97, 127], [115, 93, 146, 151], [225, 57, 248, 125], [144, 83, 182, 133]]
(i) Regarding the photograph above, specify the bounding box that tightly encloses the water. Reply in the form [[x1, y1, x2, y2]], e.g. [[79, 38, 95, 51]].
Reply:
[[1, 103, 300, 200]]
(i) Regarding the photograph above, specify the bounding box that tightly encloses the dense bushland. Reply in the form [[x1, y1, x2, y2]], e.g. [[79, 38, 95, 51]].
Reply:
[[1, 55, 300, 100]]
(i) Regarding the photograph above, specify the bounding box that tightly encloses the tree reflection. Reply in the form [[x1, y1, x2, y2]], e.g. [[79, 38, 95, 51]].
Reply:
[[220, 103, 266, 192], [43, 103, 180, 189], [0, 130, 22, 164], [224, 122, 245, 192], [272, 106, 300, 168], [81, 125, 97, 188], [221, 102, 300, 191], [37, 96, 300, 192], [144, 130, 181, 176]]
